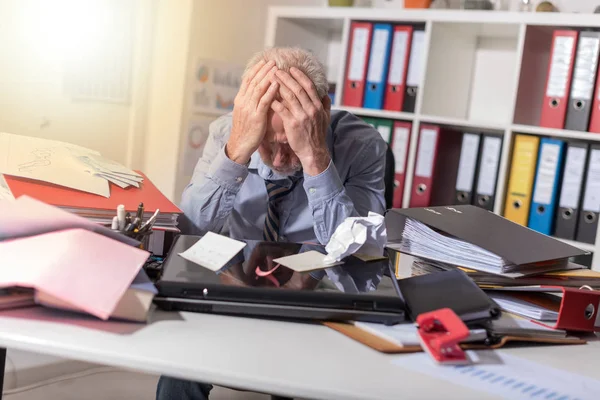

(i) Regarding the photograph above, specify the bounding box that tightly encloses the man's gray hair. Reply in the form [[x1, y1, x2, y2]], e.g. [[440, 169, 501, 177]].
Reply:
[[244, 47, 329, 99]]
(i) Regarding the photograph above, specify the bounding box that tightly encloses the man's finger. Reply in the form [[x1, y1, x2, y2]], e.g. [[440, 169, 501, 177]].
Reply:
[[271, 100, 293, 120], [276, 70, 314, 113], [275, 75, 305, 118], [244, 61, 275, 98], [250, 68, 277, 107], [257, 81, 279, 113], [239, 59, 266, 97], [290, 67, 322, 106]]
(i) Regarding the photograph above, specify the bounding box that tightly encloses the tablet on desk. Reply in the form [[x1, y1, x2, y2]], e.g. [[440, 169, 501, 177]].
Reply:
[[153, 235, 406, 325]]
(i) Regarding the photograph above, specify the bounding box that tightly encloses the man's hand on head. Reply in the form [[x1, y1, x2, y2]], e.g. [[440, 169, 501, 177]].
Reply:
[[226, 60, 279, 165], [271, 67, 331, 176]]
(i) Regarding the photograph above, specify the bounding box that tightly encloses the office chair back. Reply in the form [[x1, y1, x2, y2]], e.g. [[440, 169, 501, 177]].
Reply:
[[384, 144, 395, 210]]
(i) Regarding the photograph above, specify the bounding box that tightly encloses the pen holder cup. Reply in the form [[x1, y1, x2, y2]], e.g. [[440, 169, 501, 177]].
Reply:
[[122, 229, 153, 251]]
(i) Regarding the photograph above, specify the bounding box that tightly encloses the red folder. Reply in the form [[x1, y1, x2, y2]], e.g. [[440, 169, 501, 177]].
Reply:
[[409, 125, 462, 208], [588, 66, 600, 133], [494, 286, 600, 332], [384, 26, 413, 112], [410, 124, 439, 208], [4, 171, 181, 214], [342, 22, 373, 107], [391, 121, 412, 208], [539, 30, 579, 129]]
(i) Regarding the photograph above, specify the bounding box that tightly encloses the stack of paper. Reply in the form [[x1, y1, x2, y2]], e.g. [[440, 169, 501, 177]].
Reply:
[[4, 171, 181, 230], [485, 312, 568, 339], [411, 258, 598, 289], [0, 195, 139, 246], [391, 219, 569, 277], [487, 292, 559, 321], [0, 132, 142, 197]]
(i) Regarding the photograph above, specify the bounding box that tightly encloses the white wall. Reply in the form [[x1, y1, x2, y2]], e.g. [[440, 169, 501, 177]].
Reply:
[[0, 0, 148, 164]]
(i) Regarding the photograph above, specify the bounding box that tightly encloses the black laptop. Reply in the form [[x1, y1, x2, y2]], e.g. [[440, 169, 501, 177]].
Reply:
[[154, 235, 405, 324]]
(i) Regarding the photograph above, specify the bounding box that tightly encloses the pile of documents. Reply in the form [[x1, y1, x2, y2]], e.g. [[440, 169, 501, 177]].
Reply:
[[0, 132, 143, 198], [0, 133, 182, 233], [0, 196, 156, 322]]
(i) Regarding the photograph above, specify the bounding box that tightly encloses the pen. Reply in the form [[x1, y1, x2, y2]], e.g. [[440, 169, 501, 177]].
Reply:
[[125, 212, 132, 225], [135, 202, 144, 221], [117, 204, 126, 230]]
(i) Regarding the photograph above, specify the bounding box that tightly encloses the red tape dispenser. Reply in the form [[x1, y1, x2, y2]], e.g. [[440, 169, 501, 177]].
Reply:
[[416, 308, 470, 365]]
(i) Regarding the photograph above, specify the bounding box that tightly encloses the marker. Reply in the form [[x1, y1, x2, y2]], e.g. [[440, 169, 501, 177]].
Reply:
[[111, 216, 119, 230], [117, 204, 126, 230]]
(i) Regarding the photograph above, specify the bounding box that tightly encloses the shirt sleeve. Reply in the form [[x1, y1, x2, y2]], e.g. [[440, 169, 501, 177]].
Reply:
[[303, 139, 386, 246], [180, 115, 248, 235]]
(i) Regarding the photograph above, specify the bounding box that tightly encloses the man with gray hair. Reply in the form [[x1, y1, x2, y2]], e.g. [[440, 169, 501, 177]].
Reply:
[[157, 47, 387, 400]]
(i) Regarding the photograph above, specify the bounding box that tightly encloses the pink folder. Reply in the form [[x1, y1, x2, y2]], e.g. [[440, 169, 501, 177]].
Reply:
[[0, 228, 150, 320], [0, 195, 139, 246]]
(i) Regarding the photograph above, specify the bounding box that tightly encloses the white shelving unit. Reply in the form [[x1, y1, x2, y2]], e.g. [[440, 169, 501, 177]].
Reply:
[[265, 6, 600, 270]]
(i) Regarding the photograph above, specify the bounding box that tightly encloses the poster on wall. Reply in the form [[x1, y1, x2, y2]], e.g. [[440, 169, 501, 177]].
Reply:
[[190, 59, 244, 115], [179, 114, 214, 179]]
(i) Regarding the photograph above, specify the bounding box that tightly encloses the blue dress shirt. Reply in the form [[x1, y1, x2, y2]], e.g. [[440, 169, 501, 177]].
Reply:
[[180, 110, 387, 292]]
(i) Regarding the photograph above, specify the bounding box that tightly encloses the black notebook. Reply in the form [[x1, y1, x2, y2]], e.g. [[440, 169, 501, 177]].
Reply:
[[394, 269, 501, 325], [385, 205, 588, 276]]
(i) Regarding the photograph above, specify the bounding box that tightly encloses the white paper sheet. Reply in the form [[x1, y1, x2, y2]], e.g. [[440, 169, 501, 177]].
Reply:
[[0, 174, 14, 201], [392, 351, 600, 400], [0, 132, 109, 197], [273, 251, 343, 273], [323, 212, 387, 264], [178, 232, 247, 271]]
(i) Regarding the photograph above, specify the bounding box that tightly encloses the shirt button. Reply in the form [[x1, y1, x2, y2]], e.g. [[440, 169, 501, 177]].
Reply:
[[309, 188, 316, 194], [236, 177, 243, 183]]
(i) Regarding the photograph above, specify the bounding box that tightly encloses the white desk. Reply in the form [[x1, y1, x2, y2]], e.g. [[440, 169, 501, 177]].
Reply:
[[0, 306, 599, 400]]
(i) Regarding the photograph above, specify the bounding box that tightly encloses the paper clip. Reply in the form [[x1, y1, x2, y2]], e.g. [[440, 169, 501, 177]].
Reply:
[[416, 308, 470, 365]]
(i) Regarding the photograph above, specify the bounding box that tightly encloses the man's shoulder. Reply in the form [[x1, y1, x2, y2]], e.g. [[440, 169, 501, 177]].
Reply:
[[329, 109, 387, 153]]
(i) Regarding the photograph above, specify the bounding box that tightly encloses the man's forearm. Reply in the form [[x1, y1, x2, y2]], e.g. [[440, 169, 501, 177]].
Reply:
[[181, 147, 249, 234]]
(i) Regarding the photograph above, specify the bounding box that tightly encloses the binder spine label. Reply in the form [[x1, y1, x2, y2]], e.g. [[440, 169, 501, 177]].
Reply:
[[406, 31, 425, 87], [415, 128, 438, 178], [571, 37, 600, 100], [393, 126, 410, 174], [455, 134, 480, 192], [476, 137, 502, 197], [388, 31, 409, 85], [583, 149, 600, 212], [533, 143, 561, 205], [558, 146, 587, 209], [546, 36, 576, 98], [377, 125, 392, 143], [367, 29, 391, 83], [348, 28, 370, 81]]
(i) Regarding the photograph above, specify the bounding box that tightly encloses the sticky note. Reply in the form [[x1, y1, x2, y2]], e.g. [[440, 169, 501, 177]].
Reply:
[[273, 250, 343, 273], [179, 232, 246, 271]]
